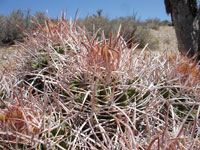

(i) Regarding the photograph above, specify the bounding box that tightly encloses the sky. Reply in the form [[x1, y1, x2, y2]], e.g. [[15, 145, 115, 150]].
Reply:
[[0, 0, 171, 21]]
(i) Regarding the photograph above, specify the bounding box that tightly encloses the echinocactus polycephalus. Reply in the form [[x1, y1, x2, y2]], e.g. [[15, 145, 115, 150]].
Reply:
[[0, 14, 199, 149], [15, 17, 142, 148]]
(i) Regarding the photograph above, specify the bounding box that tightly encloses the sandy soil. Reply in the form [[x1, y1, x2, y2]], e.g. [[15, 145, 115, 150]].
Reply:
[[0, 46, 18, 70], [150, 26, 178, 51]]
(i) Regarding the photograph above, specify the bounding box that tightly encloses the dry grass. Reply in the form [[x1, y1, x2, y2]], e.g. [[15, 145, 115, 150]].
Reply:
[[0, 15, 199, 149]]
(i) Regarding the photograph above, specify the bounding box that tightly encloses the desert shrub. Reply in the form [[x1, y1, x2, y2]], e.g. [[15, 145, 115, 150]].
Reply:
[[110, 16, 138, 46], [79, 14, 159, 50], [78, 15, 112, 39], [0, 15, 7, 45], [33, 12, 46, 26], [111, 16, 159, 49], [1, 9, 159, 49], [160, 19, 172, 26], [2, 10, 29, 44], [125, 19, 158, 49], [144, 18, 161, 30], [0, 9, 46, 46]]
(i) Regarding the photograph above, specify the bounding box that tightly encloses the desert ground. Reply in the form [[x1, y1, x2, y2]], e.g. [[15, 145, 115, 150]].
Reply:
[[150, 26, 177, 51]]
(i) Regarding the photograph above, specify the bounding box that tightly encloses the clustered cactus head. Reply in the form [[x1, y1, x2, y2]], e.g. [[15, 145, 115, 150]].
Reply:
[[0, 14, 199, 149], [169, 53, 200, 86], [77, 32, 130, 85], [0, 93, 42, 148], [0, 103, 40, 134]]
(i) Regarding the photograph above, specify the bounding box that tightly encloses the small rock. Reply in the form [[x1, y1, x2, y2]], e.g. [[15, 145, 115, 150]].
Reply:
[[2, 55, 8, 60]]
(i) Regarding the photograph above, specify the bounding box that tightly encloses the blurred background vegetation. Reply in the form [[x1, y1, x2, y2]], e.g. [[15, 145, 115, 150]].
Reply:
[[0, 9, 172, 49]]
